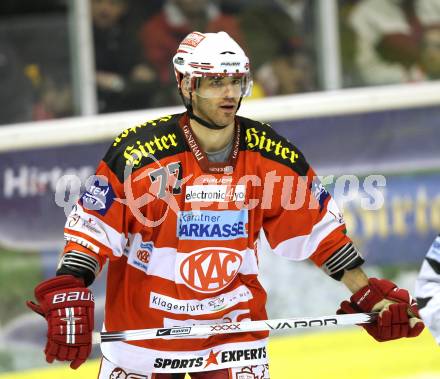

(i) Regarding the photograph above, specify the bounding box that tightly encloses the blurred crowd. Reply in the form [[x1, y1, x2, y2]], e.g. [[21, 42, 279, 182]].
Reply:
[[1, 0, 440, 125], [340, 0, 440, 86]]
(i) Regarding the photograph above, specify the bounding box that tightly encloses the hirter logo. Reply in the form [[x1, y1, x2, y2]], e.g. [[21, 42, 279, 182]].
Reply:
[[179, 248, 242, 293]]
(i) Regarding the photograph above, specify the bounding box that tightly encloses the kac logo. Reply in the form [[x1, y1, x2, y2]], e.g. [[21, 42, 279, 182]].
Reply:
[[131, 241, 153, 273], [179, 247, 242, 293], [136, 241, 153, 264], [136, 249, 151, 264]]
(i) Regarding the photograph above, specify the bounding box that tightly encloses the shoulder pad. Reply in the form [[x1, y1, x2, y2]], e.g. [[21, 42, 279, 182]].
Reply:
[[239, 116, 309, 176], [103, 114, 187, 181]]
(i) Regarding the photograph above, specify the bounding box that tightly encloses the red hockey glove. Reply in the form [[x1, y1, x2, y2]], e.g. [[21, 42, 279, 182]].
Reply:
[[26, 275, 94, 369], [337, 278, 424, 342]]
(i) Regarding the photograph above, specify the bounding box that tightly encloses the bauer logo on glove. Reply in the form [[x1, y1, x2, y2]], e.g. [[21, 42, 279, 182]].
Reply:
[[26, 275, 95, 369], [52, 291, 94, 304]]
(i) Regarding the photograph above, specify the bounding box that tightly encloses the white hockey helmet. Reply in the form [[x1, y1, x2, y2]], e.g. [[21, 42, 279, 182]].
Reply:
[[173, 31, 252, 99]]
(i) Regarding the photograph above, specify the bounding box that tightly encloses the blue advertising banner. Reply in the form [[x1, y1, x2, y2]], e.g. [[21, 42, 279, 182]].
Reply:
[[272, 105, 440, 174], [270, 105, 440, 266], [0, 105, 439, 265], [333, 172, 440, 265], [0, 143, 108, 250]]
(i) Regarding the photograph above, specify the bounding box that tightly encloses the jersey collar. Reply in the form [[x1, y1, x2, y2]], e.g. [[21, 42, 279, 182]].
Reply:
[[179, 113, 241, 174]]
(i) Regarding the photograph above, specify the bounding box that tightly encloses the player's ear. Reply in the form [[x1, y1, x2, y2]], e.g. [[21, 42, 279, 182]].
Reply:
[[180, 76, 191, 101]]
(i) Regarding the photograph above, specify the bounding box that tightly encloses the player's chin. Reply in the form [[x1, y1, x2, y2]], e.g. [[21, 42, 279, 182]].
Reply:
[[215, 113, 235, 128]]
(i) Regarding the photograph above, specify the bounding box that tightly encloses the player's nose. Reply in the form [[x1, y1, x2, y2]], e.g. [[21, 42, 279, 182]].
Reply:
[[223, 83, 238, 99]]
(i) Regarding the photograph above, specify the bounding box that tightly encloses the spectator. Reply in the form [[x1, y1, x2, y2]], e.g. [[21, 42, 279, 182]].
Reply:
[[238, 0, 318, 96], [92, 0, 157, 113], [239, 0, 302, 71], [338, 0, 363, 87], [348, 0, 440, 86], [139, 0, 244, 106], [0, 38, 33, 125], [32, 68, 73, 121], [420, 26, 440, 79], [126, 0, 162, 26], [275, 0, 315, 37], [256, 47, 317, 96]]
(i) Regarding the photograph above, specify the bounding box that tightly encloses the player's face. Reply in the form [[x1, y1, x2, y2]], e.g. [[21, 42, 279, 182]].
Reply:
[[92, 0, 127, 29], [192, 76, 241, 128]]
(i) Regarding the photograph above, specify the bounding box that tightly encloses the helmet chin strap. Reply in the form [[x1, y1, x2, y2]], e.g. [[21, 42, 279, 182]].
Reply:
[[181, 91, 243, 131]]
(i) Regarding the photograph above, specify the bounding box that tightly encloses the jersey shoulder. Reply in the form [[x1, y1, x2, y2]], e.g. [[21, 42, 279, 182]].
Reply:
[[238, 116, 309, 176], [103, 113, 188, 181]]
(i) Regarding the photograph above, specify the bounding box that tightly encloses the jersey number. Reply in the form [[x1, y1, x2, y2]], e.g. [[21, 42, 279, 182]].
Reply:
[[148, 162, 183, 198]]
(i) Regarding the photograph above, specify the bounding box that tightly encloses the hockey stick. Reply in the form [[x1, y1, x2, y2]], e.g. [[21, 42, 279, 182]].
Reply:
[[92, 312, 377, 344]]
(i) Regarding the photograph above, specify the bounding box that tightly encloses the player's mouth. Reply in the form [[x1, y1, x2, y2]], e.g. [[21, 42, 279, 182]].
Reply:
[[219, 103, 236, 111]]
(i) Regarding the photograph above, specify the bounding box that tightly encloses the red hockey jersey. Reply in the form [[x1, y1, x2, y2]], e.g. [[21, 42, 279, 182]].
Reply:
[[63, 112, 351, 373]]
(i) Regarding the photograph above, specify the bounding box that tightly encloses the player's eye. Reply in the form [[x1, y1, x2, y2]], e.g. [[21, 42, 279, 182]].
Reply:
[[210, 78, 224, 87]]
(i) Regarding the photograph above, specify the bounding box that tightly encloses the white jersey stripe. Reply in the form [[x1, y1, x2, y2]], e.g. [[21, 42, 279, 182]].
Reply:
[[65, 204, 127, 256], [100, 331, 268, 374], [271, 201, 342, 261], [71, 307, 75, 344], [65, 308, 71, 344]]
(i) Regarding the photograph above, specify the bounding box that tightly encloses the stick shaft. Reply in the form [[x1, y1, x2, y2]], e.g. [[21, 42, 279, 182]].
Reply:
[[93, 312, 377, 344]]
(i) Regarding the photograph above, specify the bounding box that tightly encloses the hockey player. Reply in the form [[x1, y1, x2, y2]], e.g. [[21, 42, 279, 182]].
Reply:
[[27, 31, 424, 378], [416, 234, 440, 344]]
